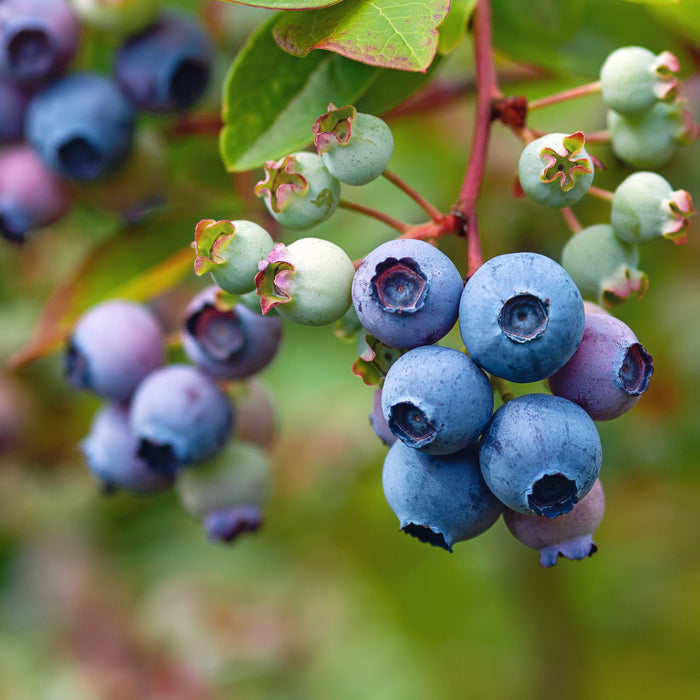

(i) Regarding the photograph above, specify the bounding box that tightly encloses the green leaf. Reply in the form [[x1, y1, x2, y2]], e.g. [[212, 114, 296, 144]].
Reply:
[[438, 0, 476, 55], [272, 0, 451, 72], [220, 16, 379, 172], [217, 0, 343, 9]]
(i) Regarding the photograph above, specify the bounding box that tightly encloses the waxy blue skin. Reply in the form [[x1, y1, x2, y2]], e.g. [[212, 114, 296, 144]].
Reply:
[[81, 402, 174, 494], [480, 393, 602, 518], [0, 0, 81, 84], [181, 286, 282, 381], [352, 239, 463, 349], [382, 441, 502, 552], [548, 312, 653, 421], [369, 386, 397, 447], [381, 345, 493, 455], [129, 364, 234, 475], [114, 12, 212, 113], [66, 299, 165, 402], [0, 77, 30, 142], [26, 72, 136, 181], [459, 252, 585, 383]]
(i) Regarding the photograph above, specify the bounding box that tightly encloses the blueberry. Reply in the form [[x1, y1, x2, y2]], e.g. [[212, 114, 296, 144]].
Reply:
[[181, 285, 283, 381], [0, 77, 30, 142], [504, 478, 605, 567], [26, 71, 136, 181], [518, 131, 594, 208], [256, 238, 355, 326], [254, 152, 341, 231], [114, 12, 212, 113], [313, 104, 394, 186], [352, 239, 463, 349], [459, 252, 585, 383], [369, 386, 397, 446], [560, 224, 648, 308], [65, 299, 165, 402], [81, 402, 174, 494], [548, 312, 653, 421], [382, 440, 502, 552], [0, 0, 81, 84], [479, 393, 602, 518], [230, 379, 277, 451], [381, 345, 493, 455], [129, 364, 234, 475], [0, 144, 71, 242]]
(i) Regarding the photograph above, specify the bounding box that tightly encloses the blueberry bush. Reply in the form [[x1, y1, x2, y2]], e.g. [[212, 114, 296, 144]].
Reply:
[[1, 0, 700, 697]]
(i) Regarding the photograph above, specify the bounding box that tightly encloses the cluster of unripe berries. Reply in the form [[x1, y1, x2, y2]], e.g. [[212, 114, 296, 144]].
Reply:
[[0, 0, 212, 243]]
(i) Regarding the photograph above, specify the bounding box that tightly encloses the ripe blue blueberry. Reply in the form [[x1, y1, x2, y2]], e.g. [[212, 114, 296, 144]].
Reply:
[[0, 0, 81, 84], [0, 77, 30, 142], [459, 252, 585, 383], [81, 402, 174, 494], [65, 299, 165, 402], [114, 12, 212, 113], [352, 239, 463, 349], [313, 104, 394, 186], [560, 224, 648, 308], [548, 312, 653, 421], [382, 441, 502, 552], [518, 131, 594, 208], [254, 152, 341, 230], [0, 144, 71, 242], [381, 345, 493, 455], [504, 478, 605, 567], [479, 393, 602, 518], [129, 364, 234, 475], [181, 285, 283, 381], [369, 386, 397, 447], [26, 71, 136, 181]]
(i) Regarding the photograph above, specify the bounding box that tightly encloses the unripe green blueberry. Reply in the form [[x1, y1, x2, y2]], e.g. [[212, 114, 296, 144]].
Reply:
[[255, 238, 355, 325], [313, 104, 394, 186], [611, 172, 695, 245], [607, 100, 698, 169], [254, 152, 341, 230], [193, 219, 275, 294], [600, 47, 679, 117], [518, 131, 594, 208], [561, 224, 648, 307], [68, 0, 161, 35]]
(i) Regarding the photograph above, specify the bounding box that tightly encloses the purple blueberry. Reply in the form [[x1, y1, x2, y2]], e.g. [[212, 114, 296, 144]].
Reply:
[[548, 312, 653, 421], [382, 440, 502, 552], [0, 143, 71, 242], [66, 299, 166, 402], [352, 239, 463, 349], [231, 379, 277, 451], [0, 0, 81, 84], [479, 393, 602, 518], [459, 252, 585, 383], [80, 402, 174, 494], [129, 364, 234, 475], [369, 386, 397, 446], [381, 345, 493, 455], [504, 478, 605, 567], [182, 286, 282, 381], [26, 71, 136, 181], [114, 12, 212, 113], [0, 77, 30, 142]]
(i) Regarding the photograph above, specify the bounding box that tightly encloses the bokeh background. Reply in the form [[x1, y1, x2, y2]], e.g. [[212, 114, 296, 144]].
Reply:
[[1, 1, 699, 698]]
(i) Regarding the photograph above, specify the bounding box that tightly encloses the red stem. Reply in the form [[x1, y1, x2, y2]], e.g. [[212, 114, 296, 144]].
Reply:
[[382, 169, 444, 222], [528, 81, 602, 110], [586, 185, 615, 202], [561, 207, 583, 234], [338, 199, 412, 233]]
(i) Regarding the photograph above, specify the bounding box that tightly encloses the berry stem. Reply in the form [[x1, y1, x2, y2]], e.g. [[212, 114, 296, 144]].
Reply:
[[338, 199, 412, 233], [382, 169, 445, 222], [490, 375, 514, 403], [527, 81, 602, 110], [586, 185, 615, 202], [561, 206, 583, 234], [582, 129, 611, 143]]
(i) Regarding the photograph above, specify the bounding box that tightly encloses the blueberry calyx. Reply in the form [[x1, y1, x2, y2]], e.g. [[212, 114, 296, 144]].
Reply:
[[137, 439, 179, 476], [57, 136, 103, 180], [254, 156, 308, 214], [204, 506, 263, 543], [539, 131, 592, 192], [619, 343, 653, 395], [185, 304, 247, 361], [8, 28, 52, 75], [65, 339, 91, 390], [166, 58, 210, 110], [402, 523, 452, 552], [370, 258, 428, 314], [312, 103, 356, 153], [499, 294, 549, 342], [389, 402, 437, 448], [528, 473, 578, 518]]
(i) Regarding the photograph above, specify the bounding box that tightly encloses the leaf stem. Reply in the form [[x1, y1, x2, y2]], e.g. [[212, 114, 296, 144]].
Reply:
[[527, 81, 602, 110], [382, 169, 444, 222], [338, 199, 412, 233]]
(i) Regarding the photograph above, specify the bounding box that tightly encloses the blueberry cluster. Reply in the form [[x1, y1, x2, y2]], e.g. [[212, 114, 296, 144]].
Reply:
[[0, 0, 212, 243], [67, 286, 281, 544]]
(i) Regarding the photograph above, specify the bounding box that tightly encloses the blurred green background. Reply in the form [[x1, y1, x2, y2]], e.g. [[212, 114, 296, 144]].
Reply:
[[1, 1, 699, 698]]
